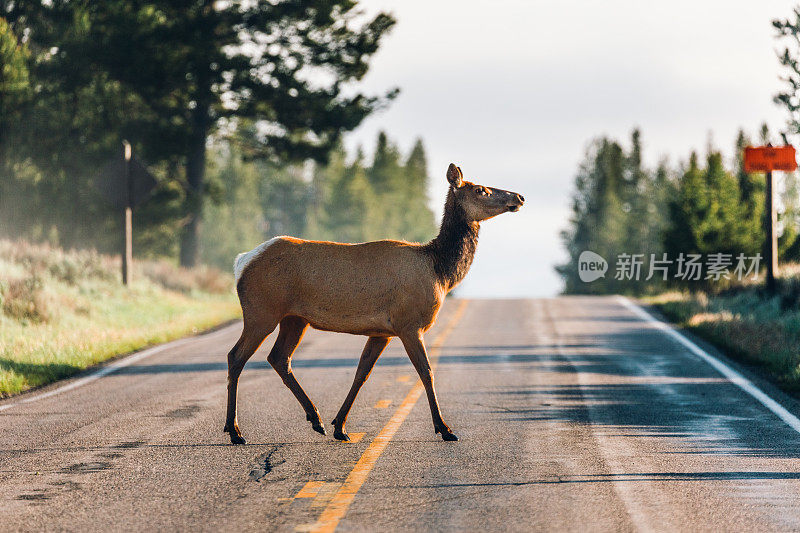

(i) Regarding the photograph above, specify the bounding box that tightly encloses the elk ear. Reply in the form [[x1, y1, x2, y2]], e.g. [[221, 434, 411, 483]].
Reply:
[[446, 163, 463, 188]]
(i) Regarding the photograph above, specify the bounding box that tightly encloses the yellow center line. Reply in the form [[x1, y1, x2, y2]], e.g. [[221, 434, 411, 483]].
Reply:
[[304, 299, 469, 533], [373, 399, 392, 409], [345, 432, 365, 443], [295, 481, 325, 499]]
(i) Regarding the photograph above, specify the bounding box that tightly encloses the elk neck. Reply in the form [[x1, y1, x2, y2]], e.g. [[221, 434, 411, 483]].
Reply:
[[422, 188, 480, 290]]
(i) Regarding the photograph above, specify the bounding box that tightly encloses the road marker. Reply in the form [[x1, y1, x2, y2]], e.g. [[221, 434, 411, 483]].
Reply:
[[619, 297, 800, 436], [0, 323, 239, 413], [345, 432, 365, 443], [373, 399, 392, 409], [310, 483, 343, 510], [396, 375, 411, 383], [295, 481, 325, 498], [303, 299, 469, 533]]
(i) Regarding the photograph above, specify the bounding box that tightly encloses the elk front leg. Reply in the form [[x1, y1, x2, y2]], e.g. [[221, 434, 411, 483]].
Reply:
[[267, 316, 326, 435], [332, 336, 391, 441], [399, 331, 458, 441]]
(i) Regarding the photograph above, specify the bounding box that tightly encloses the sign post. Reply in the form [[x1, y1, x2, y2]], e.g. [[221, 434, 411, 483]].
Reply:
[[744, 144, 798, 292], [95, 142, 157, 286], [122, 141, 133, 286]]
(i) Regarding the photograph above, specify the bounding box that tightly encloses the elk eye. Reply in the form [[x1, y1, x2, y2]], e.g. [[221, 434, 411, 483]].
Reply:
[[479, 188, 490, 196]]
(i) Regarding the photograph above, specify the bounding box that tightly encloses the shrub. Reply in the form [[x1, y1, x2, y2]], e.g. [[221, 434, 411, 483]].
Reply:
[[1, 272, 51, 323], [138, 260, 231, 294]]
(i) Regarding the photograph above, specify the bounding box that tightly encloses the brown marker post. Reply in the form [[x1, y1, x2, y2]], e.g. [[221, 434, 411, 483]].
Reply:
[[765, 167, 777, 292], [744, 144, 798, 293]]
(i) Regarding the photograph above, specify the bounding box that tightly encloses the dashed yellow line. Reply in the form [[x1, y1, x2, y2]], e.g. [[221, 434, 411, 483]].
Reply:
[[310, 483, 343, 510], [346, 432, 365, 443], [396, 374, 411, 383], [373, 399, 392, 409], [295, 481, 324, 499], [304, 299, 469, 533]]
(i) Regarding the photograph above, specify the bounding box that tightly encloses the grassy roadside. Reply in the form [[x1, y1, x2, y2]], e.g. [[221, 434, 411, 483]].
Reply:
[[0, 239, 241, 398], [645, 284, 800, 393]]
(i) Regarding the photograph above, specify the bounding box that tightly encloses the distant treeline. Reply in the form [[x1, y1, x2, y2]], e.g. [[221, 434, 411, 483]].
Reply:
[[0, 126, 437, 270], [558, 127, 800, 294], [201, 132, 437, 270]]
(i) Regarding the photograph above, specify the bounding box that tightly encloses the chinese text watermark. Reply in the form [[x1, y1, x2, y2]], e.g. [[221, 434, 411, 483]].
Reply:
[[579, 251, 762, 283]]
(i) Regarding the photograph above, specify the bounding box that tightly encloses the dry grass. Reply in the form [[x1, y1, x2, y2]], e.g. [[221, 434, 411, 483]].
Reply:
[[0, 239, 240, 397], [0, 239, 231, 295], [647, 270, 800, 391], [139, 261, 231, 294]]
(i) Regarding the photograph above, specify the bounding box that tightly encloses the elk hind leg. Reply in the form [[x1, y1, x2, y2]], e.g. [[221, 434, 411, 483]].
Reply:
[[225, 322, 274, 445]]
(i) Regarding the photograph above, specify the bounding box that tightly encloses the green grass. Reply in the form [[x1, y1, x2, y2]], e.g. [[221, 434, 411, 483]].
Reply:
[[0, 239, 240, 397], [645, 284, 800, 392]]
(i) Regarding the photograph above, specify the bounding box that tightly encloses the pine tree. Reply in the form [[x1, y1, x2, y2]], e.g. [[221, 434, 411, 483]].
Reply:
[[558, 138, 629, 294], [402, 139, 436, 242], [317, 146, 372, 242], [623, 130, 647, 252], [200, 145, 264, 269], [0, 17, 28, 147], [648, 160, 675, 253], [664, 153, 706, 263], [0, 18, 32, 237], [734, 129, 765, 256], [7, 0, 397, 265], [773, 9, 800, 137], [701, 151, 745, 254], [780, 170, 800, 260], [367, 131, 405, 238], [259, 163, 310, 239]]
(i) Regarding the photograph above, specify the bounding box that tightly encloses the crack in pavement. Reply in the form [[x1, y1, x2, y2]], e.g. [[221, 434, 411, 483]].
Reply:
[[249, 445, 285, 482]]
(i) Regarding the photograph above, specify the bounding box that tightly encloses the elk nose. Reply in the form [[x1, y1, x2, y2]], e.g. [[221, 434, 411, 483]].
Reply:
[[516, 194, 525, 204]]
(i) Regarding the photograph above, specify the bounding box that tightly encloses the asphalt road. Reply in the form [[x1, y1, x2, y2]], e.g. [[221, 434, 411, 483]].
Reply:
[[4, 297, 800, 532]]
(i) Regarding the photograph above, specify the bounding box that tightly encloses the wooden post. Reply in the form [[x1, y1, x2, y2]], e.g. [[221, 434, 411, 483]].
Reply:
[[122, 141, 133, 286], [766, 169, 777, 292]]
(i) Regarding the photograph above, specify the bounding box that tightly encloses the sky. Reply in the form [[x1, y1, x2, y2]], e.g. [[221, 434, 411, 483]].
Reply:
[[345, 0, 799, 297]]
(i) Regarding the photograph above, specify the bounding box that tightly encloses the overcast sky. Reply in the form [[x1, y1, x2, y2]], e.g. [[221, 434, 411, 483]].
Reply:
[[345, 0, 798, 297]]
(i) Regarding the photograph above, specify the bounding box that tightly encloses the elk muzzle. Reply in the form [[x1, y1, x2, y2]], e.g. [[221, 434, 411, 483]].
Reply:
[[506, 192, 524, 212]]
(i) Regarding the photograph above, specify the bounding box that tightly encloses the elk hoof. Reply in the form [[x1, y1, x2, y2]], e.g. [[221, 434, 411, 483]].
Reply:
[[307, 413, 326, 435], [435, 426, 459, 441], [223, 424, 246, 444], [333, 428, 350, 442], [225, 423, 247, 445]]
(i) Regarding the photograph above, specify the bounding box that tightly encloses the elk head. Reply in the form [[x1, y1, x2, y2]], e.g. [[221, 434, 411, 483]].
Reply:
[[446, 163, 524, 222]]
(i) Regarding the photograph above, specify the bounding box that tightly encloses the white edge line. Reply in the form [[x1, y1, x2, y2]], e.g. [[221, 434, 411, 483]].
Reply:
[[618, 296, 800, 435], [0, 323, 240, 413]]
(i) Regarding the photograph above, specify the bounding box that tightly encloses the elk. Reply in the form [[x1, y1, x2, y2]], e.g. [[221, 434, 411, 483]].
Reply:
[[224, 163, 524, 444]]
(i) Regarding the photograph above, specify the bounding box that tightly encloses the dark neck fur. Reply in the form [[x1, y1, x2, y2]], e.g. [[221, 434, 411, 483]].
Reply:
[[423, 189, 480, 290]]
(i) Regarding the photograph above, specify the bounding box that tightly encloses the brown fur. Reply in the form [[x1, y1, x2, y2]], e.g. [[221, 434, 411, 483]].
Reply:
[[224, 163, 524, 444]]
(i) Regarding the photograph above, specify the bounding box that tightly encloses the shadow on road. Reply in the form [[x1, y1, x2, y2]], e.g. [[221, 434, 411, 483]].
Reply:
[[411, 471, 800, 488]]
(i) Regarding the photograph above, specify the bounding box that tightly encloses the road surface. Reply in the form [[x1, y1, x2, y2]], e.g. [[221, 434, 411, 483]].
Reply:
[[3, 297, 800, 532]]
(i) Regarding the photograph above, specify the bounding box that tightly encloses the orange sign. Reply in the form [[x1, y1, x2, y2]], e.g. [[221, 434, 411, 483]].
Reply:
[[744, 146, 797, 172]]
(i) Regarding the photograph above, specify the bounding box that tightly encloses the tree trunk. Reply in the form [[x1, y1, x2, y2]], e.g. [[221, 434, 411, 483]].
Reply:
[[179, 107, 209, 267]]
